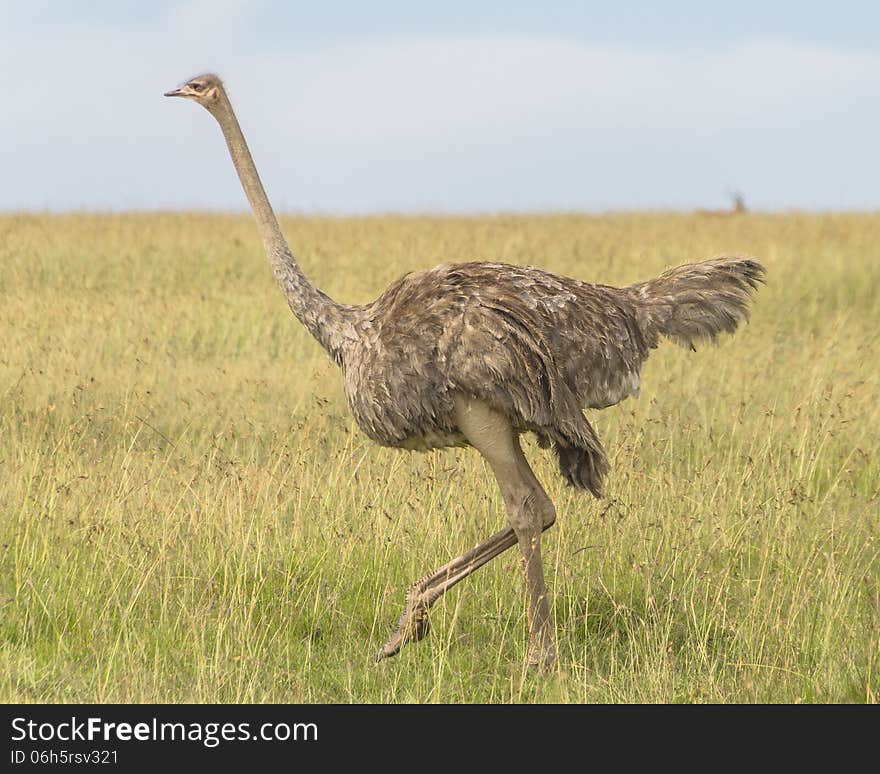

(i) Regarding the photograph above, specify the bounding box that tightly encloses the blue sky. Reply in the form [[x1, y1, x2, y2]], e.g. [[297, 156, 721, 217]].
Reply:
[[2, 1, 879, 212]]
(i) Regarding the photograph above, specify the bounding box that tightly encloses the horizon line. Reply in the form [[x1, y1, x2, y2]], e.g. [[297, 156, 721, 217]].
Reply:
[[2, 206, 879, 218]]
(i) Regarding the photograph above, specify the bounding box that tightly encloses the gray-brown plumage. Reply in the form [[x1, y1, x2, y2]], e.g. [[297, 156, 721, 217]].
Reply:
[[166, 73, 765, 667]]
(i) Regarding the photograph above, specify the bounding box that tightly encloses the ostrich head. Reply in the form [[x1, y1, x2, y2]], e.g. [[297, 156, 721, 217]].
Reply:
[[164, 73, 223, 107]]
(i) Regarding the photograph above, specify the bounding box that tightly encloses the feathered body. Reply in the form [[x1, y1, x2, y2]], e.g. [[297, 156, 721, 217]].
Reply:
[[339, 257, 764, 497]]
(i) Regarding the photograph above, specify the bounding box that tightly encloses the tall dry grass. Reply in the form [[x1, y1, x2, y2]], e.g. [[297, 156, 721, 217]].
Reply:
[[1, 212, 877, 702]]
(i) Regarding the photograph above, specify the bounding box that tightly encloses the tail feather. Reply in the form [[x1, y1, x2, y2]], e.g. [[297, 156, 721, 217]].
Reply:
[[550, 417, 609, 497], [555, 442, 608, 497], [629, 256, 765, 349]]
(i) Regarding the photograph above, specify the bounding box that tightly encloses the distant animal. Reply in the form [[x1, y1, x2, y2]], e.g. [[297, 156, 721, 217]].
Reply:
[[165, 73, 765, 667], [696, 190, 748, 216]]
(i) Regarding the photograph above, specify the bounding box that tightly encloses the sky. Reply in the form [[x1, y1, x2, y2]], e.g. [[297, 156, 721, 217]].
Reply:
[[1, 1, 879, 213]]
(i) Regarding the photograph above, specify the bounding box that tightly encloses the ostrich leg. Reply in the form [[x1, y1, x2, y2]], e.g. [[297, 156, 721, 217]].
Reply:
[[378, 396, 557, 667], [377, 526, 519, 660]]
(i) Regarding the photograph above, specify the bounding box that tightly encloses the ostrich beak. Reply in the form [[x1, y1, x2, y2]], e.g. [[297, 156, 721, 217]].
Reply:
[[164, 86, 185, 97]]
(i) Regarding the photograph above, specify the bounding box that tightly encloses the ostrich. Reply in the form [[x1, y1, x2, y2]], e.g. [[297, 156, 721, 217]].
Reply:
[[165, 73, 764, 667]]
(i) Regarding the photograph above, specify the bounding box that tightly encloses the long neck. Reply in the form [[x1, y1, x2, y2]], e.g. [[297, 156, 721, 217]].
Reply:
[[208, 90, 351, 364]]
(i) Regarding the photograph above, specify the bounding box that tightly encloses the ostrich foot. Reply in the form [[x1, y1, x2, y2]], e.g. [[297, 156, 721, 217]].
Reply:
[[526, 636, 557, 670], [377, 585, 431, 661]]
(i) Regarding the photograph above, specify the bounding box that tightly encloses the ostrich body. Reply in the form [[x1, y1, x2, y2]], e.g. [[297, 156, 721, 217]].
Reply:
[[166, 73, 764, 666]]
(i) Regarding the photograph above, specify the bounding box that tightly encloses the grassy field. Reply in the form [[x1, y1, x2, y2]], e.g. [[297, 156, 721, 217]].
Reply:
[[1, 211, 878, 703]]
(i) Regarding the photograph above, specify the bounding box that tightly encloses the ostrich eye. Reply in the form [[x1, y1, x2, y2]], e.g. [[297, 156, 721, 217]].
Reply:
[[190, 82, 204, 92]]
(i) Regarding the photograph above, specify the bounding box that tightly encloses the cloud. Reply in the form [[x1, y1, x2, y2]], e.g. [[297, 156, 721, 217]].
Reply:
[[246, 37, 879, 143], [169, 0, 253, 30], [1, 9, 878, 211]]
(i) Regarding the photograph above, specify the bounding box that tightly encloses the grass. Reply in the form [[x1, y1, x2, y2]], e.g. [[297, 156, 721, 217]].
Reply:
[[1, 211, 878, 703]]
